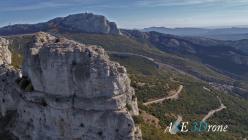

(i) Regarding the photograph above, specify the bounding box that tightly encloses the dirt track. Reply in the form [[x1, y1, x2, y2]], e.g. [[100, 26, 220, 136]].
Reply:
[[201, 96, 226, 122], [143, 85, 184, 106]]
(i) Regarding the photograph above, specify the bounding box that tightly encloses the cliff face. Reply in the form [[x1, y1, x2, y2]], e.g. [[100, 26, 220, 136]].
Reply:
[[0, 32, 142, 140], [0, 37, 11, 65], [0, 37, 19, 140], [48, 13, 121, 35], [0, 37, 16, 116]]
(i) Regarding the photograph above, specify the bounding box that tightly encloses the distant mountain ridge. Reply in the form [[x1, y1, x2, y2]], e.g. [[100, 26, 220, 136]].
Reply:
[[143, 27, 248, 40], [122, 29, 248, 80], [0, 13, 121, 36], [1, 12, 248, 97]]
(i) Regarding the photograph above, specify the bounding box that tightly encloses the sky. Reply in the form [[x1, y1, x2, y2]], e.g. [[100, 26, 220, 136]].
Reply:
[[1, 0, 248, 29]]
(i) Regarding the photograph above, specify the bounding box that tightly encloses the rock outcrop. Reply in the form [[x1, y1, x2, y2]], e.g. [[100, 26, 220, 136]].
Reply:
[[0, 65, 19, 117], [0, 32, 141, 140], [0, 37, 12, 65], [0, 37, 19, 140], [0, 36, 17, 117], [0, 13, 121, 36]]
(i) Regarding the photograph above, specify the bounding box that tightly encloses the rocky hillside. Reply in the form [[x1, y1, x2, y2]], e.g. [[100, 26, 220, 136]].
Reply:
[[0, 32, 141, 140], [122, 30, 248, 80], [0, 13, 121, 36]]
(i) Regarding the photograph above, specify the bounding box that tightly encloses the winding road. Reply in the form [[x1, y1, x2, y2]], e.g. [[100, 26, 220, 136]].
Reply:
[[201, 96, 226, 122], [143, 85, 184, 106]]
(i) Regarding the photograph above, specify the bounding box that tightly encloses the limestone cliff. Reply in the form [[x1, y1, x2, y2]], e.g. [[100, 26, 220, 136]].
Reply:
[[0, 37, 11, 65], [0, 32, 142, 140], [48, 13, 121, 35], [0, 37, 17, 116], [0, 37, 19, 140]]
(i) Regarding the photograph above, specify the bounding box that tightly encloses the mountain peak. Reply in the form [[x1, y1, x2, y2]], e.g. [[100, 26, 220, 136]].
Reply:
[[0, 13, 121, 35], [48, 12, 121, 35]]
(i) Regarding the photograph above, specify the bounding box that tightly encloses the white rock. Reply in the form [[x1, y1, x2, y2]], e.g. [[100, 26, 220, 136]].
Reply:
[[0, 37, 11, 65], [5, 32, 142, 140]]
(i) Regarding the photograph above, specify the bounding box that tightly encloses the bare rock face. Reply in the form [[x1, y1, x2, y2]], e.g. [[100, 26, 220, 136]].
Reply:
[[48, 13, 122, 35], [6, 32, 141, 140], [0, 37, 16, 117], [0, 38, 20, 140], [0, 37, 11, 65], [0, 65, 19, 117]]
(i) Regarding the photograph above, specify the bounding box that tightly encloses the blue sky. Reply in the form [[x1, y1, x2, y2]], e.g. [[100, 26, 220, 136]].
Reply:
[[1, 0, 248, 29]]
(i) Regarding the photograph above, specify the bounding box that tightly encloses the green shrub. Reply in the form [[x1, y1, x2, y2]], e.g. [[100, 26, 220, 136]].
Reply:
[[126, 104, 132, 111], [133, 115, 144, 124]]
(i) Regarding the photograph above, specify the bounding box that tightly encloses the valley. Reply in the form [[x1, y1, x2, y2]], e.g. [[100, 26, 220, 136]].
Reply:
[[0, 13, 247, 140]]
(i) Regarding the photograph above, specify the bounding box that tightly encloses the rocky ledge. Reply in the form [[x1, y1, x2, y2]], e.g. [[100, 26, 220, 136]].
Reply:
[[0, 32, 142, 140]]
